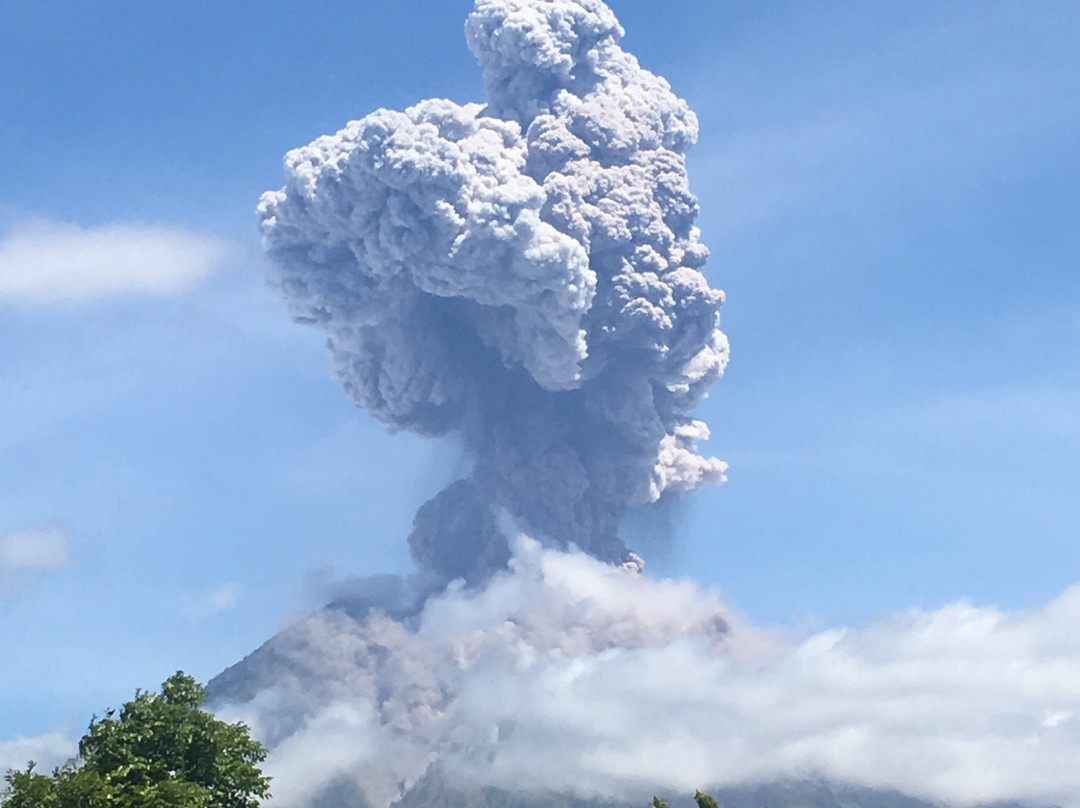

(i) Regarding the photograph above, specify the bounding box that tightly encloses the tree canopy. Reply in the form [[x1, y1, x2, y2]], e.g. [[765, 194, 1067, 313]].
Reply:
[[653, 790, 765, 808], [1, 671, 270, 808]]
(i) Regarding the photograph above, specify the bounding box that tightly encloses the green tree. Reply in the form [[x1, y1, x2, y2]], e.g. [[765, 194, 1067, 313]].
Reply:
[[1, 672, 270, 808], [694, 791, 720, 808], [652, 791, 767, 808]]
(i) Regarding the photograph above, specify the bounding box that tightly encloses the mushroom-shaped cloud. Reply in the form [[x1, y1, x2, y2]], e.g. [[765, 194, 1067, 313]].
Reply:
[[258, 0, 728, 582]]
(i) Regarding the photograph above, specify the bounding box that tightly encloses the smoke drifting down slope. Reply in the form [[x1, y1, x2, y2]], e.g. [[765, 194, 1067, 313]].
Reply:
[[258, 0, 727, 581]]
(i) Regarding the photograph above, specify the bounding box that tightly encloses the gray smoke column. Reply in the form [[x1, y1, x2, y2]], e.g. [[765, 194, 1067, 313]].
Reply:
[[258, 0, 727, 581]]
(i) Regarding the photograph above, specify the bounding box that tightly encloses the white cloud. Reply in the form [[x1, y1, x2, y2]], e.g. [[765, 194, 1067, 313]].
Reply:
[[183, 582, 242, 618], [0, 528, 69, 597], [0, 219, 233, 305], [457, 585, 1080, 807], [221, 538, 1080, 808], [0, 731, 76, 775]]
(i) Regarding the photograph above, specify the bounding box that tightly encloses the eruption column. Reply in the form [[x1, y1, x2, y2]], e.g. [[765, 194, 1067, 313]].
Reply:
[[258, 0, 728, 582]]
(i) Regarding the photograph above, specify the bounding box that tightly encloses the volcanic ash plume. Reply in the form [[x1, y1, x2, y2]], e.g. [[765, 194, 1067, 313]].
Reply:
[[225, 5, 1080, 808], [258, 0, 728, 581]]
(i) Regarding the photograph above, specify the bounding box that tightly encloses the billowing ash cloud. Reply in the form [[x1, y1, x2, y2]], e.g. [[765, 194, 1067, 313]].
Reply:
[[258, 0, 727, 581]]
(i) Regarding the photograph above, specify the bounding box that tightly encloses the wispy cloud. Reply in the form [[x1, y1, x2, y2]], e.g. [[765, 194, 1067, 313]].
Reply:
[[0, 219, 234, 305], [0, 731, 76, 775], [0, 528, 69, 598], [182, 582, 242, 618]]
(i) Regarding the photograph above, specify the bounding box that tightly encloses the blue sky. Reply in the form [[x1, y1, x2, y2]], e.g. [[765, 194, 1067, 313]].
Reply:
[[1, 0, 1078, 745]]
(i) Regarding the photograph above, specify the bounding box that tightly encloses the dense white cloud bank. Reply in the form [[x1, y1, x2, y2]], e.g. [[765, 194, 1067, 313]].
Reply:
[[0, 528, 69, 597], [212, 538, 1080, 808], [4, 538, 1076, 808], [0, 219, 232, 304]]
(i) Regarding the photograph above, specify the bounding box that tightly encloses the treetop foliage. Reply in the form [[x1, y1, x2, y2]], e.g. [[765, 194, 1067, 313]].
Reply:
[[694, 791, 721, 808], [1, 671, 270, 808], [653, 790, 767, 808]]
